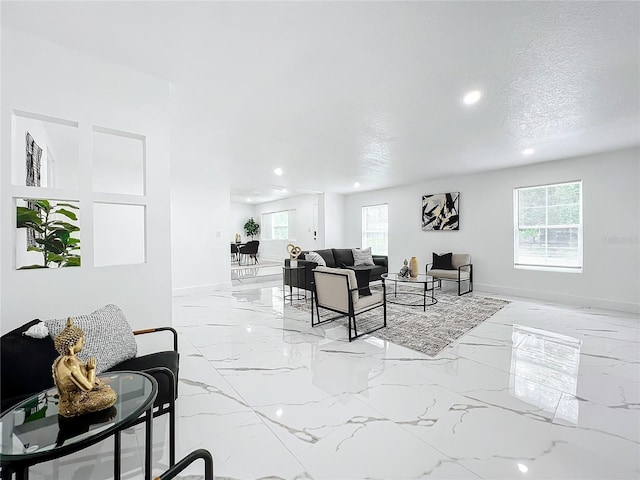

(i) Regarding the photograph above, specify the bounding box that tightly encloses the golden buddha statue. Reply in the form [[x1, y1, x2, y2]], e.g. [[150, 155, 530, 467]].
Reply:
[[52, 318, 117, 417]]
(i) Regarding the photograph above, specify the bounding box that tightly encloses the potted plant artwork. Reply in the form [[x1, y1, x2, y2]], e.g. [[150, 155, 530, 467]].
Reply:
[[16, 199, 81, 269]]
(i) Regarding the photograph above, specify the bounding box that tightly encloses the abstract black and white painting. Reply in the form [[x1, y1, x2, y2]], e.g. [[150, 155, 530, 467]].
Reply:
[[26, 131, 42, 187], [25, 132, 43, 247], [422, 192, 459, 230]]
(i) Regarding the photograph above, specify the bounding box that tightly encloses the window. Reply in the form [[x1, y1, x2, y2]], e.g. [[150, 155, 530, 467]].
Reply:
[[272, 211, 288, 240], [362, 204, 388, 255], [514, 181, 582, 271], [261, 210, 294, 240]]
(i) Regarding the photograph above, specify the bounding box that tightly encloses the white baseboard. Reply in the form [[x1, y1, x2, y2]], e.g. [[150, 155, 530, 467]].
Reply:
[[475, 283, 640, 314], [172, 282, 232, 296]]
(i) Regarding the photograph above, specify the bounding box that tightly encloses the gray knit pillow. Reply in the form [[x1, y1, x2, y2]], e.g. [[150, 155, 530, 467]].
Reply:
[[352, 247, 374, 266], [45, 304, 137, 374]]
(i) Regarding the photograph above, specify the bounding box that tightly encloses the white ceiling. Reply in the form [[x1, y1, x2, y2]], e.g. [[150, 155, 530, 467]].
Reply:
[[3, 1, 639, 204]]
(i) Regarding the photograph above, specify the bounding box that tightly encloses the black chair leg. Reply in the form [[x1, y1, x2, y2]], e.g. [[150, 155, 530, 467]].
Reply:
[[169, 399, 176, 466], [155, 449, 213, 480]]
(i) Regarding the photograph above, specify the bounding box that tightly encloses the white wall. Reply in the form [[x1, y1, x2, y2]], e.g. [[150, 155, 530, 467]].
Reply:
[[345, 148, 640, 313], [230, 202, 256, 243], [253, 194, 323, 260], [170, 85, 232, 294], [1, 29, 172, 333], [322, 192, 347, 248]]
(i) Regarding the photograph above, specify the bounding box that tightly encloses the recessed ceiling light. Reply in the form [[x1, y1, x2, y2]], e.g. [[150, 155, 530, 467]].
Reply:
[[274, 168, 283, 176], [354, 182, 360, 188], [517, 463, 528, 473], [522, 148, 534, 155], [246, 198, 251, 202], [463, 90, 482, 105]]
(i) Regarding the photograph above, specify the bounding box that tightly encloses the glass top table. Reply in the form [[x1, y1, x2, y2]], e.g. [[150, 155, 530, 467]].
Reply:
[[0, 371, 157, 480], [381, 273, 438, 311]]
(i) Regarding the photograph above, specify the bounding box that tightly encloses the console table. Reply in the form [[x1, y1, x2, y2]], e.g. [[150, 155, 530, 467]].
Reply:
[[0, 371, 157, 480]]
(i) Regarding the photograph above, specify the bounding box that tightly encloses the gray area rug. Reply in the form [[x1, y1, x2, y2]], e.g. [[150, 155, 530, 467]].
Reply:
[[292, 288, 510, 357]]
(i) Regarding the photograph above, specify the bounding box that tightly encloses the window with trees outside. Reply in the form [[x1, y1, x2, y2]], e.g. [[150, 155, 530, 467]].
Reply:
[[261, 210, 292, 240], [514, 181, 582, 271], [362, 204, 388, 255]]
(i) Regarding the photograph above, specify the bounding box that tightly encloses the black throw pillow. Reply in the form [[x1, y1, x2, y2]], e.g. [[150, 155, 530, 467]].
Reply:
[[433, 252, 454, 270], [352, 268, 372, 296]]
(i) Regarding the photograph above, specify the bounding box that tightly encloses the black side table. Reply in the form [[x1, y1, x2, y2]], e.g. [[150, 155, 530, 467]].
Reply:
[[283, 265, 307, 304], [0, 371, 157, 480]]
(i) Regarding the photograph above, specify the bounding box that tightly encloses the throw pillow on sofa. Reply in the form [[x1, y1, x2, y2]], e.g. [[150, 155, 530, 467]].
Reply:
[[305, 251, 326, 266], [352, 247, 374, 266], [45, 304, 137, 374]]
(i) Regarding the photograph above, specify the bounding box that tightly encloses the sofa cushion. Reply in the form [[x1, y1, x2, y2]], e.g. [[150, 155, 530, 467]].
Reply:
[[352, 247, 375, 266], [314, 249, 336, 267], [0, 319, 57, 409], [452, 253, 472, 270], [333, 249, 355, 266], [433, 252, 454, 270], [353, 291, 384, 314], [45, 304, 137, 374], [368, 264, 388, 281], [428, 268, 470, 280]]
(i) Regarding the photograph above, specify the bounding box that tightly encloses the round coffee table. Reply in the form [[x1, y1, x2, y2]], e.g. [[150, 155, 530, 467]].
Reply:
[[0, 371, 157, 480], [381, 273, 438, 311]]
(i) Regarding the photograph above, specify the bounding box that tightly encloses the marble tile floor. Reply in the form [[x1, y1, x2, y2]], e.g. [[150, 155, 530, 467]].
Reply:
[[26, 281, 639, 479]]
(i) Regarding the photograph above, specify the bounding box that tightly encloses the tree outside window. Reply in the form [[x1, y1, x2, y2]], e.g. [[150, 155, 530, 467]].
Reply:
[[514, 181, 582, 270]]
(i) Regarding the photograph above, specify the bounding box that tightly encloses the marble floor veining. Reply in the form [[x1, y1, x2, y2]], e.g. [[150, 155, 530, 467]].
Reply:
[[28, 281, 640, 479]]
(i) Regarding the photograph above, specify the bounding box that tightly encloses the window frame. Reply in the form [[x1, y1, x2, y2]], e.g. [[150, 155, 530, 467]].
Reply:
[[361, 203, 389, 256], [513, 180, 583, 273]]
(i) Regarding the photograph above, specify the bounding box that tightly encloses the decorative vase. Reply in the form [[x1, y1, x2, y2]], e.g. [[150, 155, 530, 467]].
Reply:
[[409, 256, 419, 278]]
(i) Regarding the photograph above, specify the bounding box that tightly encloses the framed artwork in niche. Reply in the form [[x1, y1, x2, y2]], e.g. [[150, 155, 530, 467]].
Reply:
[[422, 192, 459, 231]]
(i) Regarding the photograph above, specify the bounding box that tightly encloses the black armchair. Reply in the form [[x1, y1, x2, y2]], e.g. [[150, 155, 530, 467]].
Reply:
[[238, 240, 260, 265], [0, 321, 179, 466]]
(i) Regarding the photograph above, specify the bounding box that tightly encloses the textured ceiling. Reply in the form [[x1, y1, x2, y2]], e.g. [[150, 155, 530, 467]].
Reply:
[[2, 1, 639, 204]]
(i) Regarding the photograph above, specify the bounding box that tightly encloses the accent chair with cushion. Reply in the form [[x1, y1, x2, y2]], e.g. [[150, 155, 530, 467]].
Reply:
[[0, 305, 180, 466], [311, 266, 387, 341], [426, 252, 473, 296]]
